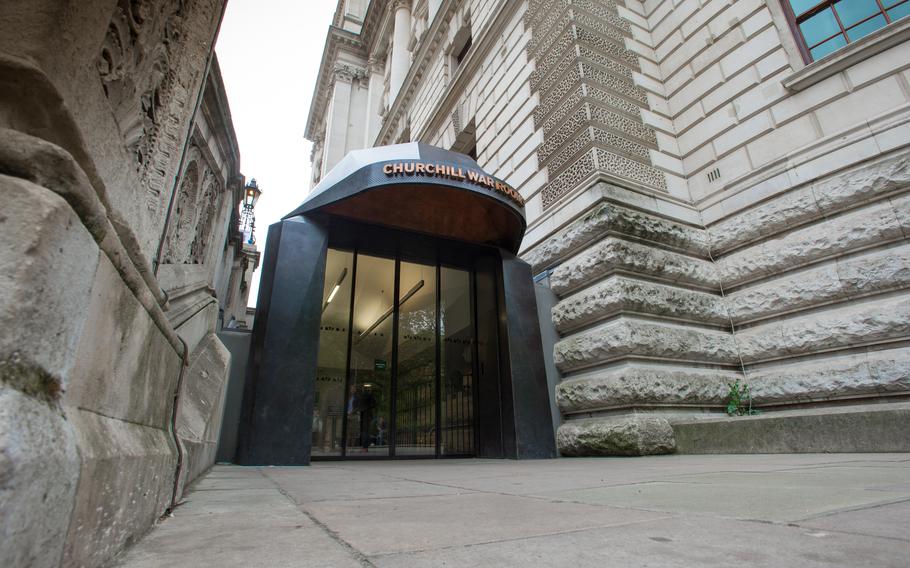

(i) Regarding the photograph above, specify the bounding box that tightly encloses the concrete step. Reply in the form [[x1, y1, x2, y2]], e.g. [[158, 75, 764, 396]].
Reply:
[[672, 402, 910, 454]]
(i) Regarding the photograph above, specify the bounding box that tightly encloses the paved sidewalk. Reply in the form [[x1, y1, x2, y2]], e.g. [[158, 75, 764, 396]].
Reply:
[[115, 455, 910, 567]]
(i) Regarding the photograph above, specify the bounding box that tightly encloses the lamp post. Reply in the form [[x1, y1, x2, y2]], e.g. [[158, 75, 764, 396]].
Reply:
[[240, 178, 262, 245]]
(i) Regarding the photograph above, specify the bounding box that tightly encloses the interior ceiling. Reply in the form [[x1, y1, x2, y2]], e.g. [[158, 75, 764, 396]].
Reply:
[[322, 183, 524, 252]]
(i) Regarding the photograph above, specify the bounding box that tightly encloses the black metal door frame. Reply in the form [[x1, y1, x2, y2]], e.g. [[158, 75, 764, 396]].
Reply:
[[324, 235, 482, 461]]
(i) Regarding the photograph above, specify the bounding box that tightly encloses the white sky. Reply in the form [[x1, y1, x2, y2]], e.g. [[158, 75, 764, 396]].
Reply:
[[215, 0, 338, 306]]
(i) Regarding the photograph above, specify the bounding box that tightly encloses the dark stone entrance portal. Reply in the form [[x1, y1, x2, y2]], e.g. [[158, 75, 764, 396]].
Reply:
[[236, 143, 555, 464]]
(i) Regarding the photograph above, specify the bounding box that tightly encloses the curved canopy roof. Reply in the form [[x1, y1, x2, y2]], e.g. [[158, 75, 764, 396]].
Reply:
[[284, 143, 526, 253]]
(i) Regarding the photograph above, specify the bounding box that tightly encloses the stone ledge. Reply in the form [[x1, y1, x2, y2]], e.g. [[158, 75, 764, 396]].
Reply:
[[556, 365, 741, 414], [554, 317, 739, 373], [61, 409, 177, 568], [707, 155, 910, 256], [735, 294, 910, 364], [550, 236, 719, 297], [175, 333, 231, 498], [557, 415, 676, 456], [553, 275, 728, 333], [526, 201, 709, 273], [673, 402, 910, 453], [727, 244, 910, 324], [717, 200, 905, 289], [748, 346, 910, 405]]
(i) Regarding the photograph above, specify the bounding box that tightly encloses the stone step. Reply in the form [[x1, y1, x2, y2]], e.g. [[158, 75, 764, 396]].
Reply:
[[554, 317, 739, 373], [672, 402, 910, 453], [553, 275, 728, 333], [550, 236, 719, 296]]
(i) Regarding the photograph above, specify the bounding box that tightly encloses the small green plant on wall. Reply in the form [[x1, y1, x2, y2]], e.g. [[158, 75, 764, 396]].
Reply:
[[726, 379, 760, 416]]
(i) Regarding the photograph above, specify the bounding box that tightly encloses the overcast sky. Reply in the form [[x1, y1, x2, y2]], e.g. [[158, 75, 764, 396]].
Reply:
[[216, 0, 337, 306]]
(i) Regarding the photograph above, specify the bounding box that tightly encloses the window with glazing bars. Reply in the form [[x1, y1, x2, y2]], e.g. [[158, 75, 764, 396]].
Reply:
[[783, 0, 910, 62]]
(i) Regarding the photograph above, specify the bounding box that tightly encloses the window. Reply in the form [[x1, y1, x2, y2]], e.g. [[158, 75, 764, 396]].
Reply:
[[783, 0, 910, 62]]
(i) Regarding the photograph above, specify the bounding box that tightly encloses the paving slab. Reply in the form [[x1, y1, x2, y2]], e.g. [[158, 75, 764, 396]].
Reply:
[[799, 499, 910, 541], [115, 455, 910, 567], [300, 491, 670, 556], [371, 514, 909, 568]]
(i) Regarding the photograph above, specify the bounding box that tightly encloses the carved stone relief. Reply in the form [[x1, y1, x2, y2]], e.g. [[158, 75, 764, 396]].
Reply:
[[162, 155, 223, 265], [97, 0, 217, 220]]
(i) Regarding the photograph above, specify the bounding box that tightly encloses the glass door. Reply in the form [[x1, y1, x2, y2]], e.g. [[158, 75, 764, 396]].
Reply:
[[395, 260, 437, 456], [314, 248, 478, 459], [345, 254, 395, 457]]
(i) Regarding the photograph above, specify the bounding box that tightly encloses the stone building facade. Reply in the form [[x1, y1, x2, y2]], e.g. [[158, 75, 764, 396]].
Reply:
[[0, 2, 256, 567], [307, 0, 910, 456]]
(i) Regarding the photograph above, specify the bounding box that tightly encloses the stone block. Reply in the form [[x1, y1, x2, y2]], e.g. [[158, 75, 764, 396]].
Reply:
[[811, 156, 910, 215], [61, 409, 177, 568], [553, 275, 728, 332], [717, 201, 904, 287], [557, 415, 676, 456], [66, 254, 183, 429], [524, 200, 709, 272], [175, 332, 231, 498], [735, 295, 910, 363], [556, 364, 741, 414], [554, 317, 739, 372], [726, 262, 842, 323], [0, 174, 100, 384], [673, 403, 910, 453], [0, 385, 79, 568], [550, 237, 719, 297], [707, 155, 910, 254], [748, 347, 910, 404]]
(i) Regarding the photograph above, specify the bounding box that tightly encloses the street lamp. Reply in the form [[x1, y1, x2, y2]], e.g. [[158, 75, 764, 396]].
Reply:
[[240, 178, 262, 245]]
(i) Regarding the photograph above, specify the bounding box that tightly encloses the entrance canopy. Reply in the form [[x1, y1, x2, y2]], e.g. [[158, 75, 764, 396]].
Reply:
[[285, 143, 527, 253]]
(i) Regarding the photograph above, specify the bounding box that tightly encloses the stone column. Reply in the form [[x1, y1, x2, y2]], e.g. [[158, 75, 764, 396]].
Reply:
[[389, 0, 412, 103], [364, 56, 385, 147], [322, 63, 362, 173]]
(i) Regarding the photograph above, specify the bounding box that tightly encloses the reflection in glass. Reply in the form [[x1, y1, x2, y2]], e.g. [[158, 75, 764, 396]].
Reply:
[[346, 254, 395, 457], [889, 3, 910, 20], [835, 0, 880, 27], [800, 8, 841, 45], [809, 34, 848, 59], [789, 0, 820, 16], [395, 261, 437, 456], [312, 249, 353, 457], [846, 13, 887, 40], [440, 267, 475, 456]]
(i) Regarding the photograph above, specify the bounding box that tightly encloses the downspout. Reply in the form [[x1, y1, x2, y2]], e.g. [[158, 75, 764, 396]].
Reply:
[[167, 336, 191, 513], [166, 297, 220, 511]]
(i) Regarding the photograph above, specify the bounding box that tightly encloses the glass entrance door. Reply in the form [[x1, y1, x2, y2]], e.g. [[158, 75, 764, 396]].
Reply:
[[313, 248, 478, 459]]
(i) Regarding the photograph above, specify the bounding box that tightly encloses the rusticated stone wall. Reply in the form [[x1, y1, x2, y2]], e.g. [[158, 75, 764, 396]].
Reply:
[[525, 0, 678, 211], [519, 0, 910, 456], [528, 151, 910, 456]]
